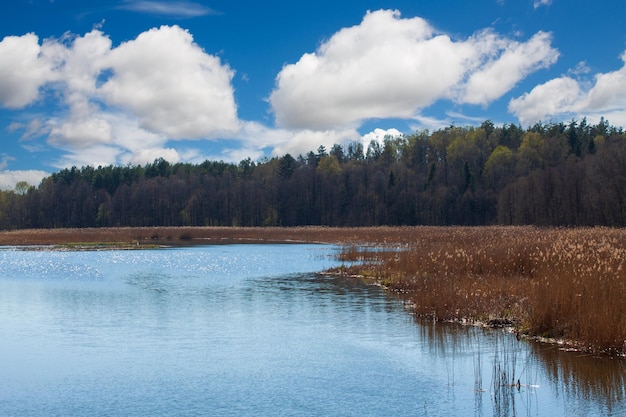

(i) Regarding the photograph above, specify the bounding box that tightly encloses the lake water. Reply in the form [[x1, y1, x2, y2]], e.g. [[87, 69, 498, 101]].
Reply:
[[0, 244, 624, 416]]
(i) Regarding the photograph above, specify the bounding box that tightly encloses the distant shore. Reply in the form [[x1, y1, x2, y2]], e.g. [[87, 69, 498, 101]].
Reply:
[[0, 226, 425, 248], [0, 226, 361, 247]]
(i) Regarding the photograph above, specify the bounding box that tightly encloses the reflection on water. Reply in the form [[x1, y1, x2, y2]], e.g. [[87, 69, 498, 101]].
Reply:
[[416, 319, 626, 417], [530, 342, 626, 415], [416, 322, 535, 417], [0, 244, 624, 417]]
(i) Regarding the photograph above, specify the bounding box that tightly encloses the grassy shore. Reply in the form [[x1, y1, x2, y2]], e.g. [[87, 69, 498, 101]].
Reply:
[[332, 226, 626, 356], [1, 226, 624, 355]]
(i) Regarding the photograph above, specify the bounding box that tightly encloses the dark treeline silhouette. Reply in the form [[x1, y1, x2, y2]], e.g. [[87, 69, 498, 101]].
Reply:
[[1, 118, 625, 229]]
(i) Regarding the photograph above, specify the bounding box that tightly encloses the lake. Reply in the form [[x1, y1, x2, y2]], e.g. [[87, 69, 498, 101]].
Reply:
[[0, 244, 624, 416]]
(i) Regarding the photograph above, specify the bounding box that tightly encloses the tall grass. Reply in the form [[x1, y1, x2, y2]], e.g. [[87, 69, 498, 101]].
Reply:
[[333, 227, 626, 355]]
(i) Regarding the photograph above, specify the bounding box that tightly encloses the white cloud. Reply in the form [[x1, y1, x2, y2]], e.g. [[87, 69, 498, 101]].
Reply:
[[122, 147, 182, 166], [0, 155, 47, 189], [272, 128, 361, 157], [0, 34, 55, 109], [117, 1, 217, 18], [9, 119, 47, 142], [0, 170, 49, 189], [0, 155, 15, 170], [508, 77, 580, 125], [42, 30, 113, 105], [238, 121, 292, 150], [100, 25, 239, 139], [49, 112, 172, 168], [48, 116, 113, 148], [533, 0, 552, 9], [53, 145, 125, 169], [361, 128, 403, 149], [568, 61, 591, 77], [509, 51, 626, 127], [269, 9, 558, 131], [216, 147, 265, 164], [0, 12, 565, 172], [582, 52, 626, 112], [236, 121, 359, 158], [270, 10, 463, 130], [461, 31, 558, 105], [237, 121, 360, 158], [2, 26, 242, 168]]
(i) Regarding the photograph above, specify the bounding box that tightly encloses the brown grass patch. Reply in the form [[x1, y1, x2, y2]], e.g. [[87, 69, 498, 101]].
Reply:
[[333, 226, 626, 355], [0, 226, 403, 246]]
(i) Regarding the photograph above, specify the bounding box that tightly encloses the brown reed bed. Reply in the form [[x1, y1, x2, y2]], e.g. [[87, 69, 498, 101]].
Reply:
[[1, 225, 624, 355], [332, 226, 626, 356], [0, 226, 406, 247]]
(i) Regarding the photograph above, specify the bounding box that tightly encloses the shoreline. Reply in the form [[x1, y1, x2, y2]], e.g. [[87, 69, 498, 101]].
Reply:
[[326, 268, 598, 356], [2, 226, 625, 357], [0, 226, 374, 247]]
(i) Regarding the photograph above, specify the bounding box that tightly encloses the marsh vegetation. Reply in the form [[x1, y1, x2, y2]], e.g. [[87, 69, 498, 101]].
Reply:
[[333, 226, 626, 355]]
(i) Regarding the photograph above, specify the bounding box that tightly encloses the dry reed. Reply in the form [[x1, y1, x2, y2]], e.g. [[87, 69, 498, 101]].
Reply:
[[333, 226, 626, 355], [0, 226, 405, 247]]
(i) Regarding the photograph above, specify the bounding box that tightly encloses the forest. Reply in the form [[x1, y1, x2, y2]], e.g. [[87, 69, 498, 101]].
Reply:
[[1, 118, 625, 229]]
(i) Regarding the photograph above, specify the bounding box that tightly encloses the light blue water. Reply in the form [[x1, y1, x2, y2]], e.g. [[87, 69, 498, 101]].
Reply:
[[0, 244, 623, 417]]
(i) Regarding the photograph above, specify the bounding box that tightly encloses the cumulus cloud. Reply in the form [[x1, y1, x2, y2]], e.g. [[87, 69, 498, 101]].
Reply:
[[509, 51, 626, 126], [270, 10, 462, 130], [43, 30, 113, 105], [0, 25, 240, 168], [269, 9, 558, 130], [48, 116, 114, 148], [583, 53, 626, 112], [361, 128, 403, 149], [101, 26, 239, 139], [0, 34, 55, 108], [49, 112, 174, 168], [0, 170, 49, 189], [122, 147, 181, 166], [461, 31, 558, 105], [238, 124, 402, 159], [238, 121, 360, 158], [272, 128, 361, 157], [508, 77, 580, 125], [0, 155, 47, 189], [0, 10, 565, 175]]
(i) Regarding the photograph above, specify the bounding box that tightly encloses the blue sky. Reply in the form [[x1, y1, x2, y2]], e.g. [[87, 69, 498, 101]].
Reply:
[[1, 0, 625, 188]]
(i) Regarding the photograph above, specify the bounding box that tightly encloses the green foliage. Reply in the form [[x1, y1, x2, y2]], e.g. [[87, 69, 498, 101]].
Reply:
[[485, 145, 514, 174], [278, 154, 298, 179], [1, 119, 625, 229], [14, 181, 33, 195], [318, 155, 340, 176]]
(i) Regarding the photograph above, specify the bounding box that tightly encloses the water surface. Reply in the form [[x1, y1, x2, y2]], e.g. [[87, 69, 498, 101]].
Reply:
[[0, 244, 623, 416]]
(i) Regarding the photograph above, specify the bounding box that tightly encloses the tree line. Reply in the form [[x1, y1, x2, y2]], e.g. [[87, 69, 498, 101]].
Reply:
[[1, 118, 625, 229]]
